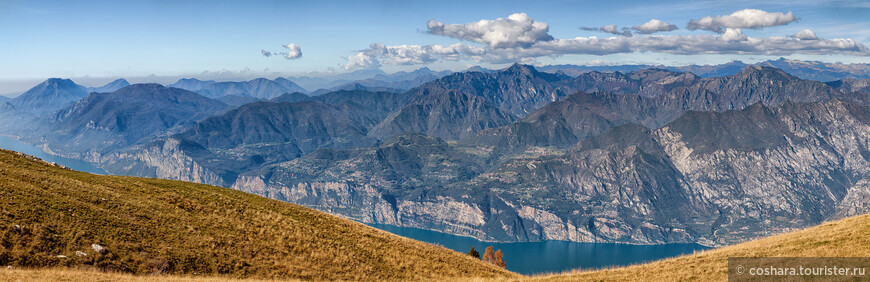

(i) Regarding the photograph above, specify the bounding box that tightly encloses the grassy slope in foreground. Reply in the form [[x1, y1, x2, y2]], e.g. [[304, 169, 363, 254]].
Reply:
[[3, 215, 870, 282], [0, 149, 516, 280], [543, 213, 870, 281]]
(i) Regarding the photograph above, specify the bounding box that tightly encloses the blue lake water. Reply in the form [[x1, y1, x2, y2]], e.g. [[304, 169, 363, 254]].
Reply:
[[0, 135, 107, 174], [369, 223, 710, 275]]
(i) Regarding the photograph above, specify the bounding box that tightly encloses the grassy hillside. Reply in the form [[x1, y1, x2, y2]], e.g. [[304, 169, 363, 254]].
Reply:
[[0, 267, 279, 282], [0, 149, 516, 280], [542, 212, 870, 281]]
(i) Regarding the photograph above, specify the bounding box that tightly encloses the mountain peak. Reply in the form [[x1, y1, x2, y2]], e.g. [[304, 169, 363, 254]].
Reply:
[[464, 65, 491, 73], [10, 78, 88, 114], [42, 78, 77, 87], [109, 78, 129, 84], [410, 67, 434, 75], [503, 63, 538, 75], [737, 65, 790, 78], [120, 83, 165, 90], [88, 78, 131, 93]]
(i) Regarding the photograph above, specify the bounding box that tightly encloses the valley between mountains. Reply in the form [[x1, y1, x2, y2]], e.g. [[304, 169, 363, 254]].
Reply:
[[4, 60, 870, 247]]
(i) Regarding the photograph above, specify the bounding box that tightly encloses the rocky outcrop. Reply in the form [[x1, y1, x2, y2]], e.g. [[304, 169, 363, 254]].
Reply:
[[368, 89, 517, 140], [100, 138, 228, 186]]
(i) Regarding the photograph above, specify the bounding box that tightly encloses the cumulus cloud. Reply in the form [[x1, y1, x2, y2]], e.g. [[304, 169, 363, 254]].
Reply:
[[527, 33, 868, 57], [721, 28, 748, 41], [262, 43, 302, 60], [344, 12, 869, 69], [688, 9, 798, 33], [427, 13, 553, 48], [282, 43, 302, 59], [355, 33, 868, 66], [344, 52, 381, 71], [790, 29, 819, 40], [581, 24, 633, 37], [632, 19, 678, 34], [343, 43, 486, 70]]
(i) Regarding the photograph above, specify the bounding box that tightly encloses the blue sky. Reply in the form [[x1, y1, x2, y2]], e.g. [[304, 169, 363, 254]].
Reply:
[[1, 0, 869, 93]]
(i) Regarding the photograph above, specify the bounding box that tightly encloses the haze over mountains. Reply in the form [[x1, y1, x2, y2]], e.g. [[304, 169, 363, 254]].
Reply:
[[86, 78, 130, 93], [47, 84, 228, 154], [3, 59, 870, 247], [8, 78, 89, 114], [539, 57, 870, 82]]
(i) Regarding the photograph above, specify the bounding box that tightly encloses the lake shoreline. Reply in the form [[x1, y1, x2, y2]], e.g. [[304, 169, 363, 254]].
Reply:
[[368, 223, 710, 275]]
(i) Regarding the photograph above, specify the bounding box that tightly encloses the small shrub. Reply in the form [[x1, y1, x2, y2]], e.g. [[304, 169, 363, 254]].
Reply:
[[482, 246, 506, 269], [466, 246, 480, 259]]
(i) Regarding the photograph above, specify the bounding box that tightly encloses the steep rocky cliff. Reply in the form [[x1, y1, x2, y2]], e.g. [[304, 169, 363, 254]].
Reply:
[[233, 100, 870, 246]]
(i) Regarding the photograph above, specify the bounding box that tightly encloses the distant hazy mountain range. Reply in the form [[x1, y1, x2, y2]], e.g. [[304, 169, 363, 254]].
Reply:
[[540, 57, 870, 82], [290, 67, 454, 92], [3, 59, 870, 247], [47, 84, 227, 154], [87, 78, 130, 93]]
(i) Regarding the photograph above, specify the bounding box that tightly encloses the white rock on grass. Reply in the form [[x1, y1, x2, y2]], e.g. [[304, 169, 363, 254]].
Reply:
[[91, 244, 105, 253], [75, 251, 87, 257]]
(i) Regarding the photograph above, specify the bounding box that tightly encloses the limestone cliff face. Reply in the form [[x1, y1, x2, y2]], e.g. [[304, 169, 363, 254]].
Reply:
[[231, 100, 870, 246], [100, 138, 227, 187]]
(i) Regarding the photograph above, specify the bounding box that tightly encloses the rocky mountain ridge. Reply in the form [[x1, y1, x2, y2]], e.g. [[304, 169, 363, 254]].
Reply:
[[233, 100, 870, 246]]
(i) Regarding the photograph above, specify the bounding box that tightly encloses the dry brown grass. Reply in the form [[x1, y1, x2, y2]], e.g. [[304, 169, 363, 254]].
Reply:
[[535, 213, 870, 281], [0, 267, 289, 282], [0, 149, 517, 280]]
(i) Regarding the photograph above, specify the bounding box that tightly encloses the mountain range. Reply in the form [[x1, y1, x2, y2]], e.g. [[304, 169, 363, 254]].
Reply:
[[539, 58, 870, 82], [469, 66, 846, 151], [86, 78, 130, 93], [44, 84, 227, 155], [190, 77, 308, 99], [4, 60, 870, 247], [233, 99, 870, 246]]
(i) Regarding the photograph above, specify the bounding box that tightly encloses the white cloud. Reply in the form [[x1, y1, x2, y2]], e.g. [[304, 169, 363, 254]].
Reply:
[[528, 33, 868, 57], [201, 67, 251, 76], [721, 28, 748, 41], [581, 24, 633, 37], [632, 19, 678, 34], [427, 13, 553, 48], [344, 52, 381, 71], [344, 43, 486, 70], [282, 43, 302, 59], [688, 9, 798, 33], [262, 43, 301, 60], [791, 29, 819, 40], [344, 12, 869, 69]]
